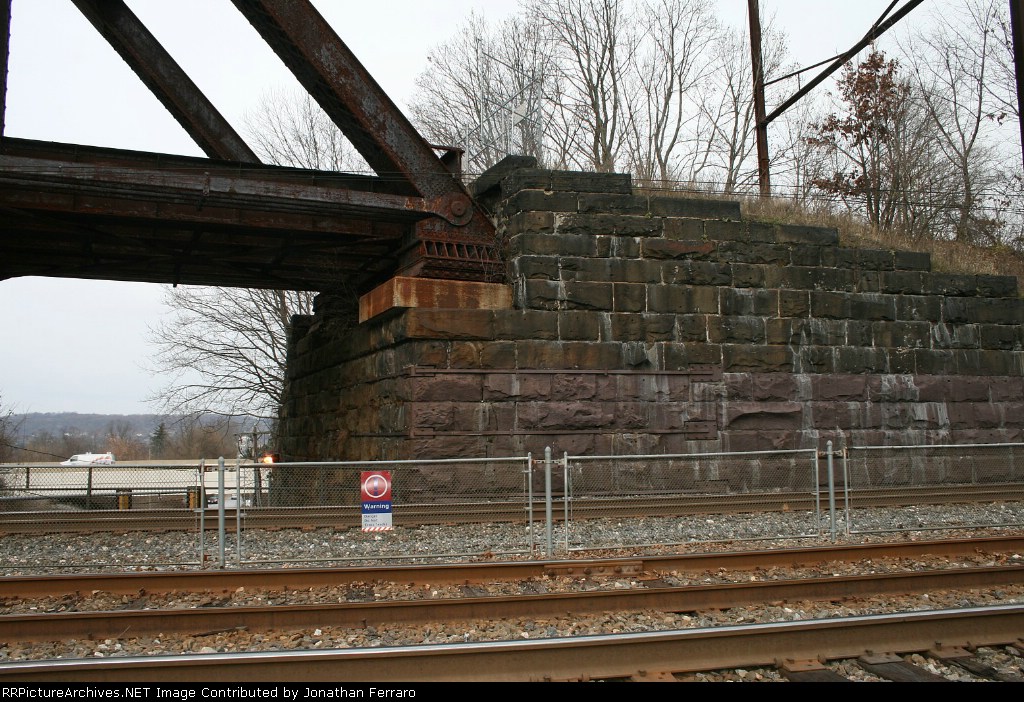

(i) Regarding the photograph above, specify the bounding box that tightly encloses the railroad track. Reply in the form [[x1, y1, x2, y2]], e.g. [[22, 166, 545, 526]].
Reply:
[[0, 607, 1022, 681], [1, 483, 1021, 533], [1, 537, 1023, 681]]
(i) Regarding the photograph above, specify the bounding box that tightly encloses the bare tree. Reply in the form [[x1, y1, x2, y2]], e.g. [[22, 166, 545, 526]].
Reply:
[[529, 0, 634, 172], [902, 0, 1010, 244], [148, 287, 313, 420], [245, 89, 365, 172], [622, 0, 717, 185]]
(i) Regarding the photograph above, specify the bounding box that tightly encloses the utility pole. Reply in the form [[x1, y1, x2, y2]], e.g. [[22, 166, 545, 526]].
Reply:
[[1011, 0, 1024, 170], [748, 0, 771, 198]]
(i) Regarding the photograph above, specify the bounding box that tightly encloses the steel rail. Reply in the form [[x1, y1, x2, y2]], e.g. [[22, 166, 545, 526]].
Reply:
[[2, 484, 1020, 533], [0, 606, 1021, 682], [2, 564, 1023, 643], [2, 536, 1023, 598]]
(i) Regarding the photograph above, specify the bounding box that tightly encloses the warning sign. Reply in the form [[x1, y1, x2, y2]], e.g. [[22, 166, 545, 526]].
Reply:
[[360, 471, 393, 532]]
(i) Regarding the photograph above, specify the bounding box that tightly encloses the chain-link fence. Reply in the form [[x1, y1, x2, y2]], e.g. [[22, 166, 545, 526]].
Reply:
[[843, 443, 1024, 534], [226, 456, 537, 565], [558, 449, 821, 551], [0, 461, 206, 569], [4, 441, 1024, 570]]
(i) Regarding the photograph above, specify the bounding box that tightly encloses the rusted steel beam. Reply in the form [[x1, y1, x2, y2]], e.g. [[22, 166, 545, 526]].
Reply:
[[69, 0, 260, 163], [228, 0, 474, 221], [0, 140, 435, 226], [1, 0, 9, 137]]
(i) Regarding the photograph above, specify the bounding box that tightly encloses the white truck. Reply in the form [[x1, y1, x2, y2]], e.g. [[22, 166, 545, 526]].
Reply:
[[60, 452, 116, 466]]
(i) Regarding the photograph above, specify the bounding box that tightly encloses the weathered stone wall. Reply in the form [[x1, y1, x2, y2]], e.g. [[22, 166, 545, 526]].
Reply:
[[277, 167, 1024, 462]]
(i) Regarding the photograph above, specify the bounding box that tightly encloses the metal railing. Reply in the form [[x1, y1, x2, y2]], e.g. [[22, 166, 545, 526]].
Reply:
[[843, 442, 1024, 535], [559, 448, 822, 552], [2, 440, 1024, 570], [229, 455, 536, 566]]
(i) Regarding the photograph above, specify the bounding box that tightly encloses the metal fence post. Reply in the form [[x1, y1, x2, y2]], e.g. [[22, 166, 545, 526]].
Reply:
[[544, 446, 553, 558], [826, 440, 836, 542], [218, 457, 226, 568], [563, 452, 570, 552]]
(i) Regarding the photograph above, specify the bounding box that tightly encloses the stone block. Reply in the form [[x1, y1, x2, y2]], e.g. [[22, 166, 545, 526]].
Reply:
[[675, 314, 709, 342], [856, 271, 881, 293], [889, 347, 917, 374], [509, 232, 596, 257], [942, 297, 972, 324], [704, 220, 756, 241], [596, 235, 641, 258], [610, 258, 665, 283], [880, 271, 926, 294], [856, 249, 896, 270], [914, 349, 957, 375], [969, 298, 1024, 325], [850, 294, 896, 321], [989, 377, 1024, 401], [894, 250, 931, 270], [410, 375, 482, 402], [564, 281, 614, 310], [515, 340, 569, 369], [479, 342, 518, 369], [779, 290, 811, 317], [812, 374, 867, 401], [720, 288, 778, 316], [866, 375, 919, 402], [810, 291, 850, 319], [402, 309, 495, 340], [976, 275, 1018, 297], [609, 313, 676, 342], [663, 219, 705, 240], [613, 282, 647, 312], [502, 211, 556, 236], [872, 321, 931, 349], [563, 341, 625, 369], [558, 311, 601, 341], [558, 213, 664, 237], [834, 346, 889, 374], [708, 316, 766, 344], [775, 224, 839, 245], [725, 401, 804, 430], [751, 374, 801, 401], [765, 318, 797, 345], [513, 255, 559, 280], [640, 238, 718, 260], [731, 263, 766, 288], [927, 273, 978, 297], [979, 324, 1021, 350], [548, 170, 633, 193], [577, 192, 647, 214], [722, 344, 793, 372], [663, 260, 732, 286], [506, 189, 580, 213], [659, 341, 723, 368], [493, 310, 559, 341], [797, 346, 835, 373], [896, 296, 942, 322], [521, 279, 563, 310], [789, 244, 823, 267], [553, 373, 598, 401], [647, 284, 719, 314]]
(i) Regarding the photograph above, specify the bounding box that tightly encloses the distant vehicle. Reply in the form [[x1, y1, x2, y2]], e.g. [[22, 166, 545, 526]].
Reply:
[[60, 452, 116, 466]]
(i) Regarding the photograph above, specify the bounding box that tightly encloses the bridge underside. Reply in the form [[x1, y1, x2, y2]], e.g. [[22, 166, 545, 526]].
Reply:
[[0, 0, 498, 292], [0, 138, 449, 292]]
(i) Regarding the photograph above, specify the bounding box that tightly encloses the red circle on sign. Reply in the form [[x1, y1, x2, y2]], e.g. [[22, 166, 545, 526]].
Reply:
[[362, 474, 389, 499]]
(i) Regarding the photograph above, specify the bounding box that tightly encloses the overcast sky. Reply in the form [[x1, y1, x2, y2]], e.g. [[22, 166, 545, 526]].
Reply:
[[0, 1, 943, 414]]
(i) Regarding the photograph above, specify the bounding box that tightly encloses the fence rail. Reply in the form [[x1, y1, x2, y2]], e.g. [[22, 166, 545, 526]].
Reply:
[[2, 440, 1023, 569]]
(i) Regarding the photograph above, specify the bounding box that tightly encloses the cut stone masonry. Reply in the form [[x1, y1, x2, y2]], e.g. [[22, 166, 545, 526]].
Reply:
[[277, 162, 1024, 463]]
